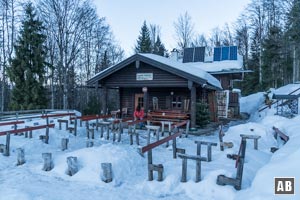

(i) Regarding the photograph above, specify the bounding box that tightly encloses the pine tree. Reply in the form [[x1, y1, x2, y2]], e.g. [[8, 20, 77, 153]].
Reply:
[[153, 36, 166, 56], [135, 21, 152, 53], [241, 28, 261, 95], [196, 100, 210, 128], [262, 25, 283, 89], [8, 3, 48, 110]]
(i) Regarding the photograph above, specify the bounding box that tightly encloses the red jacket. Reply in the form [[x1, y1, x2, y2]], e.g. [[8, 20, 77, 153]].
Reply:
[[134, 109, 144, 120]]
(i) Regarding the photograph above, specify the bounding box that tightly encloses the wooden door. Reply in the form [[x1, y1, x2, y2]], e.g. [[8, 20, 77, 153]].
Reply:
[[134, 93, 144, 110]]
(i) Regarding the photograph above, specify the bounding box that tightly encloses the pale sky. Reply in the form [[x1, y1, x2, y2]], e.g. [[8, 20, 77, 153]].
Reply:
[[93, 0, 251, 57]]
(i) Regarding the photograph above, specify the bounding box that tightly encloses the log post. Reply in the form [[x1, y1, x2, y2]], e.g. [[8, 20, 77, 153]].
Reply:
[[16, 148, 25, 166], [74, 117, 77, 136], [101, 163, 113, 183], [42, 153, 54, 171], [3, 132, 10, 156], [148, 150, 153, 181], [157, 164, 164, 181], [195, 159, 201, 182], [100, 125, 104, 138], [61, 138, 69, 151], [45, 126, 49, 144], [66, 156, 78, 176], [181, 157, 187, 182]]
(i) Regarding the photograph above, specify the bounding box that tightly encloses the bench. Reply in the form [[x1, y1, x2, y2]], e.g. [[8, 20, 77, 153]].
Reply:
[[177, 153, 207, 182], [218, 125, 233, 151], [272, 126, 289, 143], [194, 141, 217, 162], [141, 131, 182, 181], [217, 138, 247, 190], [0, 124, 55, 156], [240, 134, 261, 150], [127, 118, 148, 145], [58, 119, 69, 130], [148, 111, 189, 124]]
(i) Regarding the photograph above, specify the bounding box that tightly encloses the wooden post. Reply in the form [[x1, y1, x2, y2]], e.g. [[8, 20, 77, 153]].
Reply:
[[136, 132, 139, 145], [100, 125, 104, 138], [101, 163, 113, 183], [157, 164, 164, 181], [66, 156, 78, 176], [117, 122, 122, 142], [143, 89, 148, 114], [190, 83, 196, 128], [172, 138, 177, 159], [106, 124, 110, 140], [61, 138, 69, 151], [181, 157, 187, 182], [74, 117, 77, 136], [148, 150, 153, 181], [25, 126, 28, 138], [96, 118, 99, 131], [219, 125, 224, 151], [45, 126, 49, 144], [196, 159, 201, 182], [147, 128, 151, 145], [254, 139, 258, 150], [16, 148, 25, 166], [185, 120, 190, 137], [42, 153, 54, 171], [3, 132, 10, 156]]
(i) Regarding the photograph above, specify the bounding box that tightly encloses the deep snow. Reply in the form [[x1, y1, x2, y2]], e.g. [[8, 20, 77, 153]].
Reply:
[[1, 85, 300, 200]]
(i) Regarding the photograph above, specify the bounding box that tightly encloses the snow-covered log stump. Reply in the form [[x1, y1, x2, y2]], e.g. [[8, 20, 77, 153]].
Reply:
[[66, 156, 78, 176], [61, 138, 69, 151], [101, 163, 113, 183], [0, 144, 5, 153], [16, 148, 25, 165], [42, 153, 54, 171], [86, 140, 94, 148]]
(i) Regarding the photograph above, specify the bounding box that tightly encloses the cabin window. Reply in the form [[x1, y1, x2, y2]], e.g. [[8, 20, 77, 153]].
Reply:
[[172, 96, 182, 109]]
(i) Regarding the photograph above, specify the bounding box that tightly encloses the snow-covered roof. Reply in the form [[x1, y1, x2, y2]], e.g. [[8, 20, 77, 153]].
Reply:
[[139, 53, 221, 89], [88, 53, 222, 90], [273, 83, 300, 95], [183, 55, 244, 73]]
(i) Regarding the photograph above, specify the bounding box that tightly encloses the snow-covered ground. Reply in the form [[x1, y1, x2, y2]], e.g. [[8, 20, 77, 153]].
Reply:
[[1, 85, 300, 200]]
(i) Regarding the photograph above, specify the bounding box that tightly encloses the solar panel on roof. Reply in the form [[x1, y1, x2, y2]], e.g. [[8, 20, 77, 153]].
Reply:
[[221, 46, 230, 60], [213, 47, 221, 61], [193, 47, 205, 62], [229, 46, 238, 60], [183, 48, 194, 63]]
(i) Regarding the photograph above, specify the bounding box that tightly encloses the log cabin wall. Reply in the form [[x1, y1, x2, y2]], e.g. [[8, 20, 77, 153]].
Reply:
[[101, 62, 188, 88]]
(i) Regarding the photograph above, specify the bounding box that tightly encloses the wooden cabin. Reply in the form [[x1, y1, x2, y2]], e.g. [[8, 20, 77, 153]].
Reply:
[[87, 53, 222, 128], [176, 46, 250, 118]]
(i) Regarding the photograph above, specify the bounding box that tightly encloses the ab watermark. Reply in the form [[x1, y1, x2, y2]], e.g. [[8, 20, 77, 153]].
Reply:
[[274, 177, 295, 195]]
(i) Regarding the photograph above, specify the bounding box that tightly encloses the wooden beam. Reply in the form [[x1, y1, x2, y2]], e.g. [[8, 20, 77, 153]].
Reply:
[[141, 131, 181, 153], [190, 84, 196, 128], [0, 124, 55, 136], [0, 121, 25, 126]]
